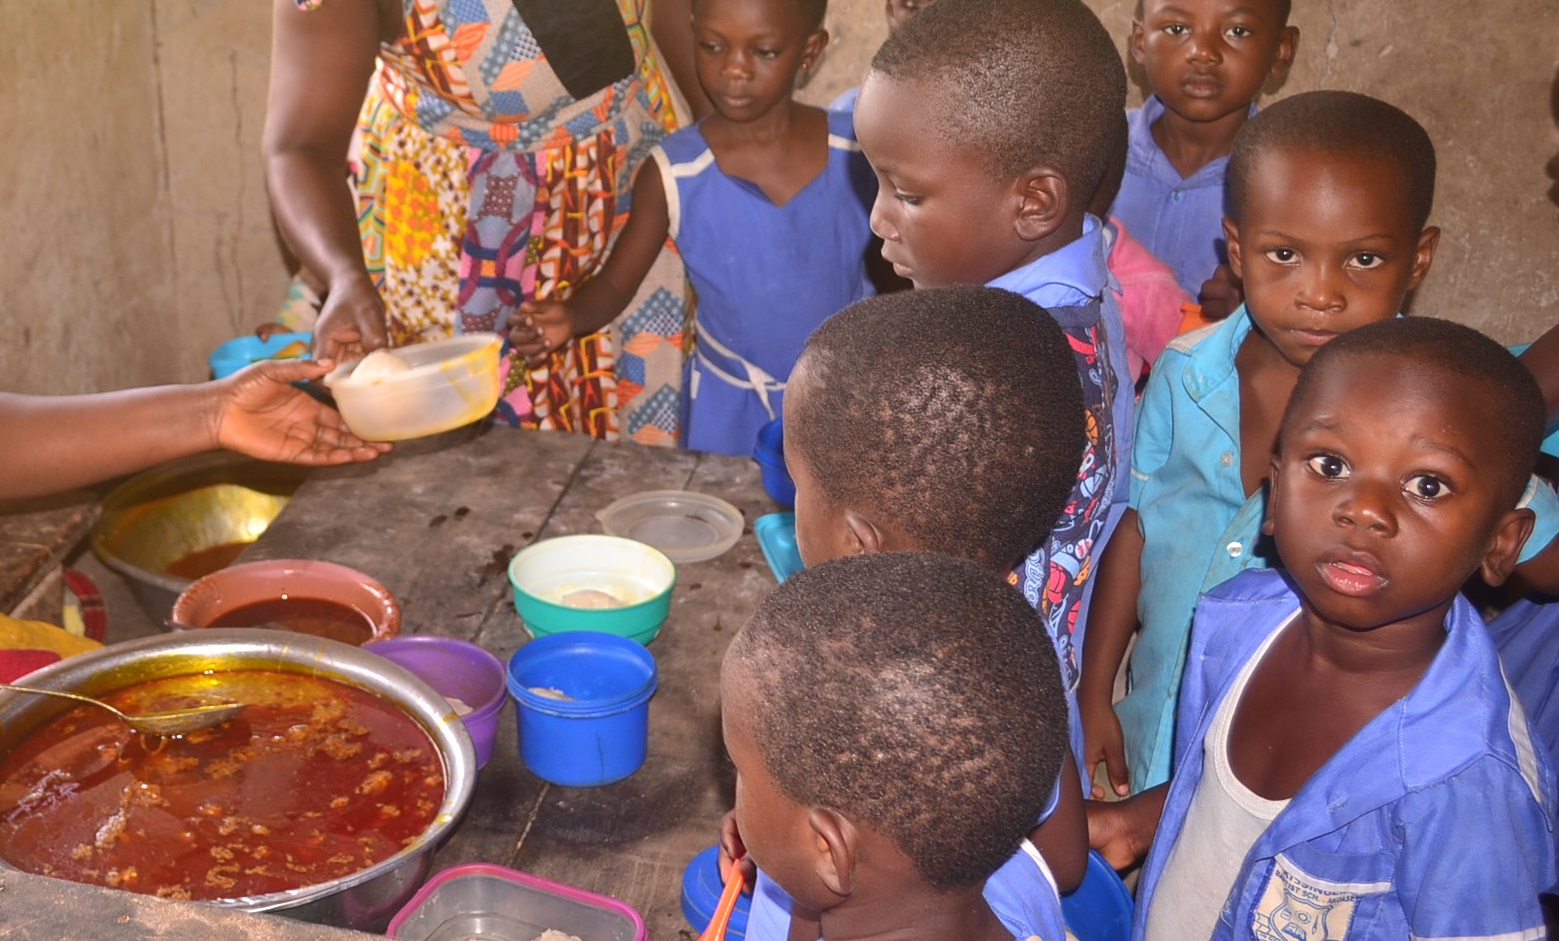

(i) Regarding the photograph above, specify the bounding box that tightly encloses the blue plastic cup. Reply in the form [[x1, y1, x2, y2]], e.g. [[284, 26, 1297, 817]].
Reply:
[[506, 632, 658, 787], [752, 418, 795, 508]]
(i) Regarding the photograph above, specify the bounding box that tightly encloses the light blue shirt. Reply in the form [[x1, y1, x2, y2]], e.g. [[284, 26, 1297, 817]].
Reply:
[[1109, 96, 1247, 300], [1117, 306, 1559, 793], [1133, 569, 1556, 941]]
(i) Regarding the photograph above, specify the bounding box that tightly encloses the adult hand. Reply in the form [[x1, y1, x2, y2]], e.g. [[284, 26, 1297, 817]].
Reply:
[[1081, 697, 1131, 799], [1197, 264, 1243, 322], [508, 300, 576, 368], [312, 276, 389, 363], [213, 359, 391, 465]]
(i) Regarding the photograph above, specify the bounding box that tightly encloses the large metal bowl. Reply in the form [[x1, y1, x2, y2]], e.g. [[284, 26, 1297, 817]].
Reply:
[[0, 629, 478, 932], [90, 453, 310, 622]]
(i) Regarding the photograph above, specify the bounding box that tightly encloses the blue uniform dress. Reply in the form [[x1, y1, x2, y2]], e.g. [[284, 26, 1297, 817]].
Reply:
[[991, 215, 1134, 774], [1119, 305, 1559, 794], [655, 109, 876, 456], [1108, 96, 1250, 300], [1132, 569, 1557, 941], [745, 840, 1066, 941]]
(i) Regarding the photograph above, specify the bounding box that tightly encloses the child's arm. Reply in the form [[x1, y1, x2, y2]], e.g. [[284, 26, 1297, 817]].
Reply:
[[1519, 322, 1559, 431], [0, 360, 388, 500], [506, 160, 673, 366], [1026, 752, 1088, 893], [1084, 784, 1167, 872], [1078, 508, 1143, 798]]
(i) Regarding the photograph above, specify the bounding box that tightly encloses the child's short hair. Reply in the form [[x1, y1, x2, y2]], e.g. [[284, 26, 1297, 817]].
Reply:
[[694, 0, 827, 31], [1284, 317, 1544, 509], [788, 285, 1085, 569], [870, 0, 1125, 202], [1227, 90, 1437, 231], [728, 552, 1067, 889]]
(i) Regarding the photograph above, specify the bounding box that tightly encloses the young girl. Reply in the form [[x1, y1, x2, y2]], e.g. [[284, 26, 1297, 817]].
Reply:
[[507, 0, 876, 456]]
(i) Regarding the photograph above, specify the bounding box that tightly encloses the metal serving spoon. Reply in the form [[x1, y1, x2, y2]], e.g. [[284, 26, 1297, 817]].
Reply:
[[0, 682, 244, 737]]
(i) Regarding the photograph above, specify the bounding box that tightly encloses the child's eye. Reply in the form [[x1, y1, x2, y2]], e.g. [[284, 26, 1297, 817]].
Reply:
[[1226, 25, 1253, 39], [1404, 475, 1449, 500], [894, 191, 921, 206], [1163, 23, 1189, 36], [1263, 247, 1298, 264], [1306, 454, 1348, 479], [756, 47, 780, 58], [1349, 253, 1384, 270], [698, 40, 722, 52]]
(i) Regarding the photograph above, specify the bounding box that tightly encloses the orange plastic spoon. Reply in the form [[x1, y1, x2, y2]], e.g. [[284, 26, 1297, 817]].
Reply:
[[699, 855, 747, 941]]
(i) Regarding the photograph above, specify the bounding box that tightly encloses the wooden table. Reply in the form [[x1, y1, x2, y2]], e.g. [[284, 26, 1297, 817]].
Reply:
[[242, 424, 783, 937]]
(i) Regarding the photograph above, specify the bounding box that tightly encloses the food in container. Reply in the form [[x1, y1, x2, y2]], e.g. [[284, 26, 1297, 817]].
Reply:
[[325, 335, 502, 442]]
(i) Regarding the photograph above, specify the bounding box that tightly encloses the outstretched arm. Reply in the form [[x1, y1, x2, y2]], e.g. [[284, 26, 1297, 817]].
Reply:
[[1078, 508, 1143, 798], [0, 360, 388, 500], [264, 0, 393, 363], [1085, 783, 1167, 872]]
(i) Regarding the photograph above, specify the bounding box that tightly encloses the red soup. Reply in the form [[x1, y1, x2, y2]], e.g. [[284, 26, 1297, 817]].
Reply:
[[0, 670, 443, 901]]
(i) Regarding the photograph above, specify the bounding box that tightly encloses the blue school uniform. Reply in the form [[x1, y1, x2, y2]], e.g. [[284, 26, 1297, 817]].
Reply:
[[1133, 568, 1556, 941], [1109, 96, 1247, 300], [1117, 305, 1559, 794], [745, 840, 1066, 941], [655, 109, 876, 456], [991, 215, 1134, 773]]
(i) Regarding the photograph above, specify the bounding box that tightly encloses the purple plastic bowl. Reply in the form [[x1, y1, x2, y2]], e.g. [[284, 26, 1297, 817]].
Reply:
[[365, 635, 507, 768]]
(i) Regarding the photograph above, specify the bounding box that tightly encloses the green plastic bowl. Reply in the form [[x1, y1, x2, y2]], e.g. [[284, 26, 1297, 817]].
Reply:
[[508, 535, 677, 645]]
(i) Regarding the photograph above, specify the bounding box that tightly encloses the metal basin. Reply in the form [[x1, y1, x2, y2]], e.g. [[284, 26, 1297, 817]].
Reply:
[[90, 453, 309, 622], [0, 629, 478, 932]]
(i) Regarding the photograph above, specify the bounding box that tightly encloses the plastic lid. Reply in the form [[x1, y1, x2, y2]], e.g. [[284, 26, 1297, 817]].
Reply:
[[595, 490, 744, 564]]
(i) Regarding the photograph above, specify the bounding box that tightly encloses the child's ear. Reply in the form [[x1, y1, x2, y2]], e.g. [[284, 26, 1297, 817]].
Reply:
[[1222, 216, 1244, 280], [1479, 508, 1535, 587], [841, 508, 886, 556], [1268, 26, 1299, 81], [801, 29, 829, 76], [1014, 167, 1068, 242], [1261, 457, 1281, 536], [1128, 18, 1147, 66], [807, 807, 858, 899], [1406, 226, 1441, 291]]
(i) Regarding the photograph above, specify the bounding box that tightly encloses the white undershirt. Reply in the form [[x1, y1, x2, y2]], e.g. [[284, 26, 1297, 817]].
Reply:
[[1143, 617, 1293, 941]]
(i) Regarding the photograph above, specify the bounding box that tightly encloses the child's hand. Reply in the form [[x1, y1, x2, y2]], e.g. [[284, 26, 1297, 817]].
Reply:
[[1081, 698, 1131, 799], [508, 301, 576, 367], [1085, 787, 1166, 872], [1197, 264, 1244, 322], [312, 276, 389, 363], [212, 359, 391, 466], [717, 809, 756, 887], [255, 322, 294, 342]]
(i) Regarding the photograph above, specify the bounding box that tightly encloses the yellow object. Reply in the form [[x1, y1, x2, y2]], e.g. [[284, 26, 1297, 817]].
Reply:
[[262, 340, 310, 361], [0, 614, 102, 659]]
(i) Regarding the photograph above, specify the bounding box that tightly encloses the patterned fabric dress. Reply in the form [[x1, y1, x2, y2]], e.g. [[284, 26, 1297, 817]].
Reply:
[[291, 0, 691, 444]]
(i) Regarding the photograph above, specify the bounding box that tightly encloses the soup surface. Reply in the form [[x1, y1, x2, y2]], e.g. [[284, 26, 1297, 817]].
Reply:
[[0, 670, 443, 901], [209, 597, 376, 646], [164, 542, 250, 581]]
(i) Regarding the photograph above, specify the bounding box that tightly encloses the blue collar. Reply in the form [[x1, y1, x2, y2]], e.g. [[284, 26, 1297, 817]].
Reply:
[[986, 214, 1108, 309]]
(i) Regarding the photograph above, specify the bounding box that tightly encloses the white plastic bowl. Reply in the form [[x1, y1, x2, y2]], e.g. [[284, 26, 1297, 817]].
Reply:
[[326, 335, 502, 442]]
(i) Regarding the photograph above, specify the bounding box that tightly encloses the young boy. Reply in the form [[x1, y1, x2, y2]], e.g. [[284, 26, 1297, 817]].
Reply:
[[724, 552, 1073, 941], [1110, 0, 1297, 320], [1088, 316, 1558, 939], [1079, 90, 1559, 797], [852, 0, 1133, 780]]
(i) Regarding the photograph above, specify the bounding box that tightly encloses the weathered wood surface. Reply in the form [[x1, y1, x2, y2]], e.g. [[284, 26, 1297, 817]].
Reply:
[[246, 425, 781, 939]]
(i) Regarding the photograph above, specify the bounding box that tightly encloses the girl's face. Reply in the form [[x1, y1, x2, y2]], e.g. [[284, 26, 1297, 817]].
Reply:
[[692, 0, 824, 122]]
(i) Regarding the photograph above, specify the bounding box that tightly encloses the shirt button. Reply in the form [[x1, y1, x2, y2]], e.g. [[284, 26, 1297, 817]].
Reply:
[[1220, 452, 1233, 466], [1172, 190, 1184, 203], [1226, 541, 1243, 558]]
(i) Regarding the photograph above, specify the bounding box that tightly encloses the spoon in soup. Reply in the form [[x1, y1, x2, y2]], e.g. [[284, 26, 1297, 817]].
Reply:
[[0, 683, 244, 737]]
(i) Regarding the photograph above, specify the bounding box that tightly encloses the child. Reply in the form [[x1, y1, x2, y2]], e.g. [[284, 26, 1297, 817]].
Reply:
[[1088, 316, 1558, 939], [1079, 90, 1516, 797], [852, 0, 1134, 782], [826, 0, 937, 113], [507, 0, 876, 456], [1109, 0, 1297, 320], [724, 552, 1073, 941]]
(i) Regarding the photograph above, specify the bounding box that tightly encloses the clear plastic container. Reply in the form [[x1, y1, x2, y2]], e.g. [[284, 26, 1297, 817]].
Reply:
[[325, 335, 501, 442], [387, 863, 647, 941], [594, 490, 744, 563]]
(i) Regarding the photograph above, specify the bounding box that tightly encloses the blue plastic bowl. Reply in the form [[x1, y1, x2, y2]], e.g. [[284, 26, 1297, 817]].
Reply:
[[752, 418, 795, 508], [1061, 851, 1134, 941], [209, 332, 313, 379], [680, 846, 750, 939], [506, 632, 658, 787]]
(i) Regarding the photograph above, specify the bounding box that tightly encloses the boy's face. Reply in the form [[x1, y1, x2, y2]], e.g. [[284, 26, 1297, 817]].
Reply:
[[1131, 0, 1296, 126], [854, 74, 1035, 289], [1226, 147, 1439, 369], [883, 0, 933, 32], [692, 0, 825, 121], [1269, 354, 1526, 637]]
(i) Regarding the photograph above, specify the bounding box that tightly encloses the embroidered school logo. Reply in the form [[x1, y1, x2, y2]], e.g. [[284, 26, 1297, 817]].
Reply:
[[1252, 855, 1387, 941]]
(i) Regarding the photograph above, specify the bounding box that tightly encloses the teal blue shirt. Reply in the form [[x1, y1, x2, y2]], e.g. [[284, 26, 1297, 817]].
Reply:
[[1116, 306, 1559, 793]]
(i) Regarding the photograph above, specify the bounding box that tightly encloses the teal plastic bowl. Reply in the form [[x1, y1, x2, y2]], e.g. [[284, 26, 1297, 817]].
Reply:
[[507, 535, 677, 645], [209, 332, 313, 379]]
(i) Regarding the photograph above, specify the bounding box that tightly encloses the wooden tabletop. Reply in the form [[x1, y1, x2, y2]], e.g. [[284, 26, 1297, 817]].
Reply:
[[239, 423, 783, 937]]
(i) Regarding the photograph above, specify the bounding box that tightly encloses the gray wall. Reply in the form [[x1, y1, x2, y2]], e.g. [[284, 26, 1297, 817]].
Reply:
[[2, 0, 1555, 394]]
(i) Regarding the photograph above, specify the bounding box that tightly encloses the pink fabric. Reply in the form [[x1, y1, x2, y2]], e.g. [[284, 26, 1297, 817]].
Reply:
[[0, 650, 62, 683], [1106, 217, 1193, 383]]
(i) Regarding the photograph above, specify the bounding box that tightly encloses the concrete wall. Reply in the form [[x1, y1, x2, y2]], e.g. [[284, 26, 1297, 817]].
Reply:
[[1, 0, 1554, 395]]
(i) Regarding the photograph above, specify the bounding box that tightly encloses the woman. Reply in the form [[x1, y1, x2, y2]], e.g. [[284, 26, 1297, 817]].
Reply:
[[264, 0, 697, 444]]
